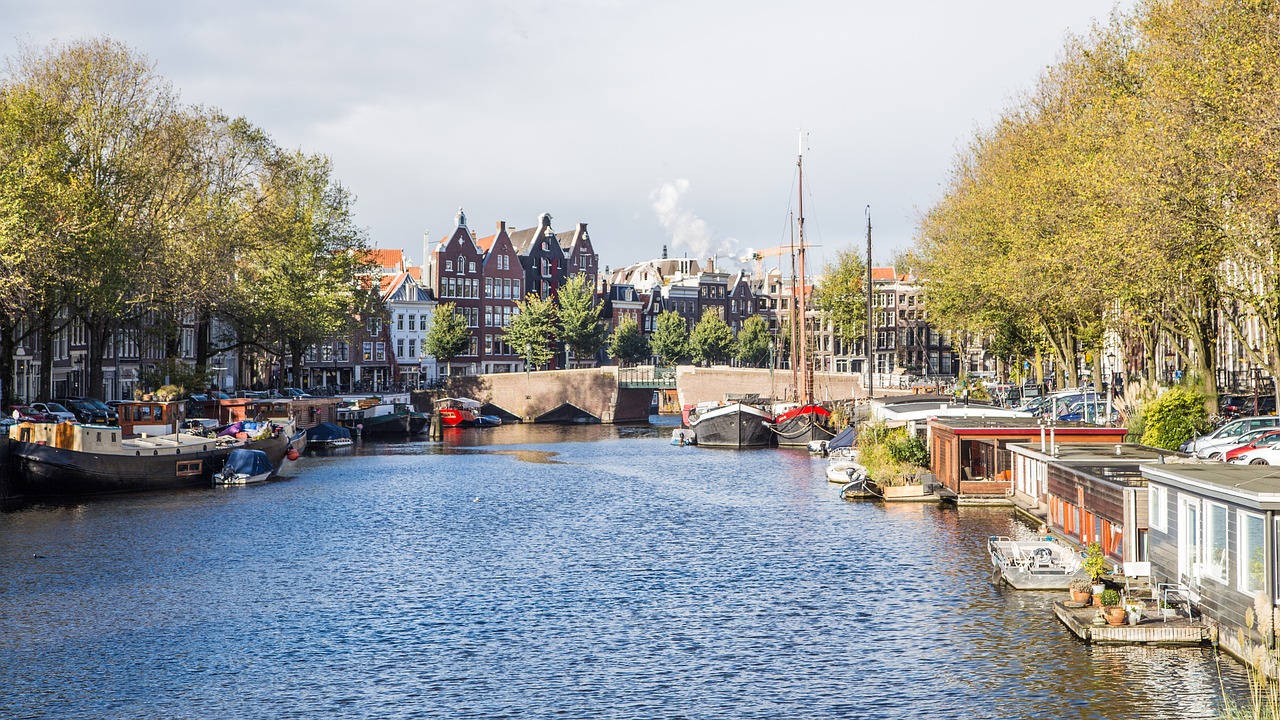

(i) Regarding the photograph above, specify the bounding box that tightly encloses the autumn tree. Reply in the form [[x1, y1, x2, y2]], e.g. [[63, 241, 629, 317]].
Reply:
[[812, 249, 866, 347]]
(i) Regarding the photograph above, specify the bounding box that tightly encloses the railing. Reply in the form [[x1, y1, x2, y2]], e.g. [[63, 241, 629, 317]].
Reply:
[[618, 366, 677, 389]]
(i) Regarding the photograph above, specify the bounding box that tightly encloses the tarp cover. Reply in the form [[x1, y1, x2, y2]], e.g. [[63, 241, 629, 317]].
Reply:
[[827, 426, 856, 450], [223, 448, 274, 476], [308, 421, 352, 443]]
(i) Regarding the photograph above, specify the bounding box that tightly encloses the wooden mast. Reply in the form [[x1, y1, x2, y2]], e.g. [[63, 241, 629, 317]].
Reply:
[[796, 132, 812, 404], [787, 213, 798, 399]]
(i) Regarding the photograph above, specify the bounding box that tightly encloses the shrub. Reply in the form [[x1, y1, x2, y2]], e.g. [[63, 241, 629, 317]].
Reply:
[[1139, 386, 1210, 450], [1082, 542, 1107, 583], [1099, 588, 1122, 607], [1069, 577, 1093, 594]]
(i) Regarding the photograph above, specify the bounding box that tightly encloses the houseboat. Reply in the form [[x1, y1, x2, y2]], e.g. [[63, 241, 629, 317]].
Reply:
[[337, 395, 428, 436], [683, 398, 775, 449]]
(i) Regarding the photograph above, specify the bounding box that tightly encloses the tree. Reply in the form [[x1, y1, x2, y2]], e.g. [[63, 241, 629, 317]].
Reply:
[[650, 310, 690, 366], [690, 310, 733, 366], [506, 293, 557, 369], [607, 318, 650, 366], [811, 248, 867, 347], [556, 273, 606, 366], [1139, 386, 1210, 451], [734, 315, 772, 368], [425, 303, 469, 374]]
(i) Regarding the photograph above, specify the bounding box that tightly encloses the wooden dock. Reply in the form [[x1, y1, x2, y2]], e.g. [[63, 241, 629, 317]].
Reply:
[[1054, 601, 1208, 645]]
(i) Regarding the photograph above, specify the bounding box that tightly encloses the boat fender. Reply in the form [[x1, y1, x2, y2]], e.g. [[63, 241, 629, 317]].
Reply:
[[286, 448, 300, 461]]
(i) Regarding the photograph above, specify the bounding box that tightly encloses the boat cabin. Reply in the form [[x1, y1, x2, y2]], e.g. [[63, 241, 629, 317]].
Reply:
[[870, 394, 1031, 440], [8, 419, 229, 457], [927, 418, 1128, 501], [114, 401, 187, 437], [1142, 463, 1280, 671]]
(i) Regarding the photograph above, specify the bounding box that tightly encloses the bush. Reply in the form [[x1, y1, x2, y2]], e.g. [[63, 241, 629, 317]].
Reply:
[[887, 434, 930, 467], [1139, 386, 1210, 450], [857, 422, 930, 486], [1099, 588, 1121, 607]]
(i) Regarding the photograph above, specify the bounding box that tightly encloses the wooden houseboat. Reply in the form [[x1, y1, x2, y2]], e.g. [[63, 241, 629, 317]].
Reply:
[[927, 418, 1127, 503]]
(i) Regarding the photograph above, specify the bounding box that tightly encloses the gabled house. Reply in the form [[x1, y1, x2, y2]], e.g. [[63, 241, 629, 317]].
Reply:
[[425, 209, 485, 375], [382, 269, 437, 386], [510, 213, 569, 302], [726, 271, 754, 335], [556, 222, 599, 282], [476, 221, 524, 374]]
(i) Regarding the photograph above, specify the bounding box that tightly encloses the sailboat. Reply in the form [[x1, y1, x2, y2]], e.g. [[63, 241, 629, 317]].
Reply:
[[768, 134, 837, 447]]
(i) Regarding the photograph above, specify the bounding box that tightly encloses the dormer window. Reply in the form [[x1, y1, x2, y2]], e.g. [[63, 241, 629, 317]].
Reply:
[[445, 260, 453, 272]]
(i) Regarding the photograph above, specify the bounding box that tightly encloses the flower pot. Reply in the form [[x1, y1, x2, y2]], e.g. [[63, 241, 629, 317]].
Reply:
[[1070, 589, 1092, 604], [1104, 606, 1127, 626]]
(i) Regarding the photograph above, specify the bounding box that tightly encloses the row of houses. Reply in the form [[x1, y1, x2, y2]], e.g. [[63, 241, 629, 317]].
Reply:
[[6, 209, 962, 403], [911, 405, 1280, 670]]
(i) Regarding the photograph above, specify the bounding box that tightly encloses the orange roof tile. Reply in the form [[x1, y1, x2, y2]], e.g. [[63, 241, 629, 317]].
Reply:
[[475, 234, 498, 253], [871, 267, 897, 281], [363, 248, 404, 269]]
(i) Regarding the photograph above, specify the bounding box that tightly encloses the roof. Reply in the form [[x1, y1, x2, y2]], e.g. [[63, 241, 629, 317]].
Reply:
[[475, 234, 498, 253], [1143, 463, 1280, 508], [928, 417, 1128, 437], [871, 266, 913, 283], [1007, 442, 1177, 463], [364, 248, 405, 270]]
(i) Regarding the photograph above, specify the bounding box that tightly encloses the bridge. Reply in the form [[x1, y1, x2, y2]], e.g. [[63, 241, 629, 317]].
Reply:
[[416, 365, 865, 425]]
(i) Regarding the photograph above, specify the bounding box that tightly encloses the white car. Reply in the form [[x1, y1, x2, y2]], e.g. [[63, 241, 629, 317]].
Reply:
[[29, 401, 77, 423], [1195, 427, 1274, 460], [1229, 446, 1280, 465], [1182, 416, 1280, 454]]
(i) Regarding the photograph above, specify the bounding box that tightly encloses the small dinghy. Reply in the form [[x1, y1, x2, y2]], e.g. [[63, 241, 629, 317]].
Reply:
[[987, 536, 1086, 590], [671, 428, 696, 446]]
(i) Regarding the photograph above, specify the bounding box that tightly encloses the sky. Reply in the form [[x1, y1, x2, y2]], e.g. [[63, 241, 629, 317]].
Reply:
[[0, 0, 1130, 274]]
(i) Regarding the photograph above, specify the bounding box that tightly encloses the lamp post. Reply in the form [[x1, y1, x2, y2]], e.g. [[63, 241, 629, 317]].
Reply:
[[1106, 352, 1116, 427]]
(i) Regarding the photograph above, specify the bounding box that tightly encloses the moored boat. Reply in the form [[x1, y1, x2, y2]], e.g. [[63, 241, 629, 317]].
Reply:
[[769, 403, 836, 447], [683, 400, 775, 449], [338, 396, 428, 436], [213, 448, 275, 485], [307, 421, 354, 448], [988, 535, 1086, 590]]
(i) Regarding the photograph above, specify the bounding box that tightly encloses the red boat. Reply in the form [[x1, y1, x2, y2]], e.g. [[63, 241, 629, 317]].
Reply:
[[435, 397, 482, 428]]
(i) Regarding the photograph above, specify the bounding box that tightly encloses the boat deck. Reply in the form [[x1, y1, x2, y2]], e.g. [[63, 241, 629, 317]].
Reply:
[[1053, 601, 1208, 645]]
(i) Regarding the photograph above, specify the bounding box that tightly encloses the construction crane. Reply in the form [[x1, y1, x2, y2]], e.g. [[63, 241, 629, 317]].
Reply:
[[740, 244, 795, 279]]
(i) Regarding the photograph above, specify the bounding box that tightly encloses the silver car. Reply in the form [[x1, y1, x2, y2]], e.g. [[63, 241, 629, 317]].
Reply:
[[1182, 416, 1280, 454]]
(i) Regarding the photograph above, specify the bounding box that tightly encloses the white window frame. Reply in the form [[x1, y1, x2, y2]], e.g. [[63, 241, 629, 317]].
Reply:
[[1178, 495, 1202, 584], [1238, 509, 1266, 595], [1149, 484, 1168, 532], [1203, 500, 1229, 584]]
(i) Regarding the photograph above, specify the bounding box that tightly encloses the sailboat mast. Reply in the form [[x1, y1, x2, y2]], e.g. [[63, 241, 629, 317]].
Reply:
[[796, 134, 811, 404], [787, 212, 798, 399]]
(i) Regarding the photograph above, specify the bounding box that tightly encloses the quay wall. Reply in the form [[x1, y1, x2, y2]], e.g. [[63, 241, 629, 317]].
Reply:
[[431, 367, 649, 424]]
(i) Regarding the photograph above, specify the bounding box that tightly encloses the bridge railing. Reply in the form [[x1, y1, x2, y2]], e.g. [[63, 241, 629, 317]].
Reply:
[[619, 366, 678, 389]]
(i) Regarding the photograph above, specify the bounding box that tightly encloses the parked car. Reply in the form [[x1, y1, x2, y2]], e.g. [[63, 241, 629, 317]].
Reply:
[[54, 396, 118, 425], [1222, 429, 1280, 463], [281, 387, 311, 399], [1230, 445, 1280, 465], [7, 405, 59, 423], [29, 401, 77, 423], [1182, 416, 1280, 454]]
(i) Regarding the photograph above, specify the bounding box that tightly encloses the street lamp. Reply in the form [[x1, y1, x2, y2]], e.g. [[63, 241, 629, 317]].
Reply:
[[1106, 352, 1116, 427]]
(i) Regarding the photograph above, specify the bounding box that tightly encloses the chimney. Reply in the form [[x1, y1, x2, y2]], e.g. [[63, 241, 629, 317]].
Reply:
[[497, 220, 507, 234], [422, 230, 429, 268], [471, 230, 477, 241], [662, 244, 668, 260]]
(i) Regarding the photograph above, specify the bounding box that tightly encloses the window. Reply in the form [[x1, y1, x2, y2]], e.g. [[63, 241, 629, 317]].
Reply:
[[468, 261, 476, 273], [362, 342, 373, 362], [485, 334, 493, 355], [409, 339, 417, 358], [1240, 510, 1265, 594], [485, 307, 493, 328], [485, 278, 493, 297], [409, 315, 416, 332], [397, 314, 404, 330], [513, 280, 521, 298], [445, 260, 453, 272], [1205, 501, 1228, 583], [1148, 485, 1168, 532], [1179, 496, 1201, 583], [336, 341, 349, 362], [504, 278, 511, 299], [375, 342, 386, 362], [396, 338, 405, 359]]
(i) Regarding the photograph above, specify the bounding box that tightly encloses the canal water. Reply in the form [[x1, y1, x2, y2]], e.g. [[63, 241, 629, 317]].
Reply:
[[0, 421, 1252, 719]]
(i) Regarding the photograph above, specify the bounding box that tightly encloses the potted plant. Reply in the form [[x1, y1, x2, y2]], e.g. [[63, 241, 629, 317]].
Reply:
[[1082, 542, 1108, 597], [1099, 589, 1126, 625], [1069, 577, 1093, 605], [1125, 601, 1144, 626]]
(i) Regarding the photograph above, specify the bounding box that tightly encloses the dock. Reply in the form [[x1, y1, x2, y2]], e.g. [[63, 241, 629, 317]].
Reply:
[[1053, 601, 1208, 645]]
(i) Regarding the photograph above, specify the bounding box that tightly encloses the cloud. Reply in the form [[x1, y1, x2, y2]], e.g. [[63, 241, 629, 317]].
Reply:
[[649, 179, 740, 265]]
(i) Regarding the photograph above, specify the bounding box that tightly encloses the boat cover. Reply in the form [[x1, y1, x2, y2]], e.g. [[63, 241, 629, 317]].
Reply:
[[827, 426, 856, 451], [223, 448, 274, 477], [308, 421, 352, 443]]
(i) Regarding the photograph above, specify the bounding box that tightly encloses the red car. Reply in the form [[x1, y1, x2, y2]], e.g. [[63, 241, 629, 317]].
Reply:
[[7, 405, 58, 423], [1223, 429, 1280, 462]]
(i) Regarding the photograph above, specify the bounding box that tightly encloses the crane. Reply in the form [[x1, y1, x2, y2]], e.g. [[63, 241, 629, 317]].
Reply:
[[740, 244, 795, 279]]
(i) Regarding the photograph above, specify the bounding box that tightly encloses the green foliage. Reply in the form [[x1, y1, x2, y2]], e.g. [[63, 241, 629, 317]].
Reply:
[[1098, 588, 1121, 608], [507, 293, 557, 369], [1139, 386, 1210, 450], [607, 318, 650, 366], [651, 311, 690, 366], [734, 315, 772, 367], [137, 359, 210, 396], [856, 422, 928, 486], [1082, 542, 1107, 583], [425, 303, 470, 367], [690, 310, 734, 366], [812, 249, 867, 345], [556, 274, 606, 362]]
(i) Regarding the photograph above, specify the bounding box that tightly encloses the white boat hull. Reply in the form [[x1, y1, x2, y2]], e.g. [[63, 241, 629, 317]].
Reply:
[[988, 536, 1086, 590]]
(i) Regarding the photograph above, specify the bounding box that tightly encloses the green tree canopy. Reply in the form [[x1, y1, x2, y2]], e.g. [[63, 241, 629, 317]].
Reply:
[[608, 318, 650, 366], [734, 315, 772, 368], [556, 273, 606, 365], [812, 249, 867, 346], [425, 302, 469, 372], [507, 293, 557, 369], [651, 310, 690, 366], [690, 310, 734, 366]]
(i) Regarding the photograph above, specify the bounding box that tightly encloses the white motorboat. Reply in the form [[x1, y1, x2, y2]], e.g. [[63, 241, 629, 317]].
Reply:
[[213, 448, 275, 486], [987, 536, 1086, 590]]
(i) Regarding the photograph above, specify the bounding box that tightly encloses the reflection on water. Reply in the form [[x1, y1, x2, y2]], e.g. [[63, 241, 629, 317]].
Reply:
[[0, 421, 1253, 719]]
